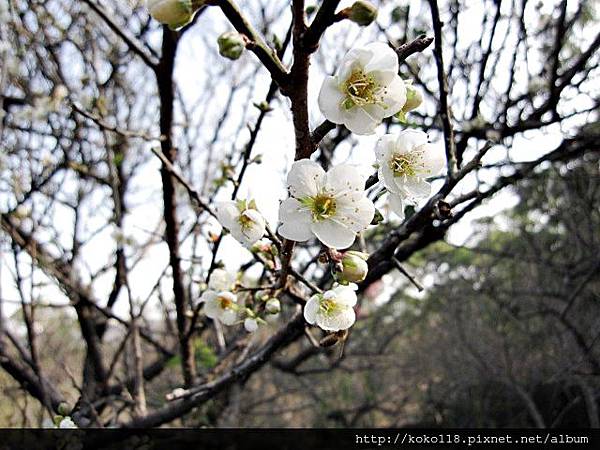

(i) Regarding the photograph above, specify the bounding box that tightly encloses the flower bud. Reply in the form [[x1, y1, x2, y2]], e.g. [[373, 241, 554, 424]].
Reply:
[[337, 251, 369, 283], [57, 402, 71, 416], [403, 84, 423, 112], [306, 5, 317, 16], [58, 417, 77, 428], [147, 0, 201, 30], [348, 1, 378, 27], [265, 298, 281, 314], [218, 32, 247, 60], [396, 83, 422, 122], [250, 238, 271, 254], [244, 317, 259, 332]]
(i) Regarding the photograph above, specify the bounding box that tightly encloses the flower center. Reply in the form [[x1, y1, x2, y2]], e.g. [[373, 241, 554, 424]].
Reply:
[[319, 298, 340, 316], [218, 295, 233, 309], [389, 152, 420, 178], [238, 212, 254, 230], [342, 69, 381, 109], [301, 193, 337, 222]]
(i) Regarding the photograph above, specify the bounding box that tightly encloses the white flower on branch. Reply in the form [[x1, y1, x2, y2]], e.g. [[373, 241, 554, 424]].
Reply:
[[278, 160, 375, 249], [318, 42, 407, 135], [199, 269, 238, 325], [304, 283, 358, 331], [215, 199, 266, 247], [375, 129, 445, 219], [201, 290, 238, 326]]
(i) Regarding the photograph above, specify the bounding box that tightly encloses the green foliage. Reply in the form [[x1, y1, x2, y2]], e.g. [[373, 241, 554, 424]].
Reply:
[[195, 339, 218, 369]]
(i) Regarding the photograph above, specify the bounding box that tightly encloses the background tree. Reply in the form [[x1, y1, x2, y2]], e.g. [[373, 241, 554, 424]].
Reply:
[[0, 0, 598, 427]]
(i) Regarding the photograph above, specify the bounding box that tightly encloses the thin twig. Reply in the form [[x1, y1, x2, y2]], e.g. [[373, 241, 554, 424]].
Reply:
[[428, 0, 457, 177], [391, 258, 424, 292]]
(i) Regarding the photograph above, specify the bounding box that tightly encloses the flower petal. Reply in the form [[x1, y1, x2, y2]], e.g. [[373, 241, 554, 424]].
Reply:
[[317, 307, 356, 331], [375, 134, 396, 162], [332, 285, 358, 307], [388, 193, 406, 220], [378, 164, 401, 194], [396, 129, 428, 154], [311, 220, 356, 249], [401, 177, 432, 200], [324, 164, 365, 194], [379, 75, 407, 117], [199, 289, 216, 303], [221, 309, 237, 326], [304, 296, 320, 324], [418, 143, 446, 176], [318, 76, 346, 124], [203, 296, 221, 320], [342, 106, 380, 135], [336, 195, 375, 232], [287, 159, 325, 198], [236, 209, 265, 245], [215, 201, 239, 230], [278, 198, 313, 242], [363, 42, 399, 82], [208, 269, 235, 291], [361, 103, 387, 122], [337, 47, 373, 80]]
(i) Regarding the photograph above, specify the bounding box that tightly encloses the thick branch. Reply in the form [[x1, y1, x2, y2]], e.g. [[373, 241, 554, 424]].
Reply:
[[156, 28, 196, 386]]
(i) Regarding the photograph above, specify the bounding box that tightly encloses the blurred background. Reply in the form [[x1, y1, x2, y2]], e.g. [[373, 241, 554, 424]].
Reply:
[[0, 0, 598, 427]]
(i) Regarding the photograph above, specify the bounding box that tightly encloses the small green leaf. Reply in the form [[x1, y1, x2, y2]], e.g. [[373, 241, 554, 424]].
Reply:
[[371, 208, 384, 225]]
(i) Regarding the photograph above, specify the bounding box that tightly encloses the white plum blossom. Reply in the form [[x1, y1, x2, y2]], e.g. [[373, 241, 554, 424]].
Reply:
[[318, 42, 407, 135], [215, 199, 266, 247], [375, 130, 446, 219], [58, 417, 77, 428], [278, 160, 375, 249], [201, 290, 238, 326], [199, 269, 238, 325], [304, 284, 358, 331]]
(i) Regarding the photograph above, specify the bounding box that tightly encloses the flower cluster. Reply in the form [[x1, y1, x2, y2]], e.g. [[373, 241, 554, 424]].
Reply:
[[193, 41, 444, 335], [200, 269, 281, 333]]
